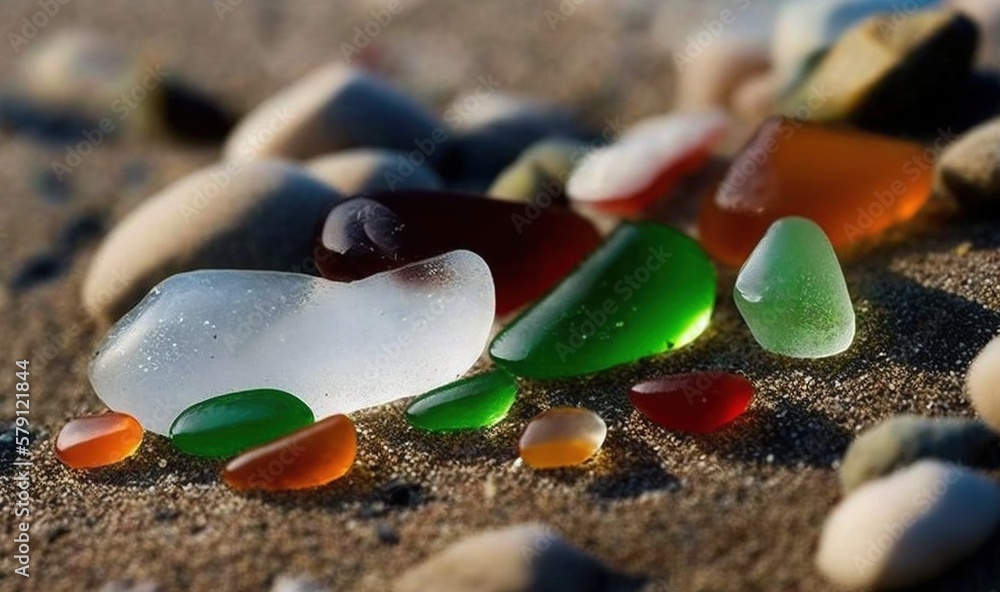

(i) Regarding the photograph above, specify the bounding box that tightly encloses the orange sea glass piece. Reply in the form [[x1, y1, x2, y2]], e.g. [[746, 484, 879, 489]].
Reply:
[[222, 414, 356, 491], [698, 117, 933, 267], [55, 412, 143, 469], [518, 407, 606, 469]]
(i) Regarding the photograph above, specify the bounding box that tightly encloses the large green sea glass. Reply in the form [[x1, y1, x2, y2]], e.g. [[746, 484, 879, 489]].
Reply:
[[490, 222, 716, 378]]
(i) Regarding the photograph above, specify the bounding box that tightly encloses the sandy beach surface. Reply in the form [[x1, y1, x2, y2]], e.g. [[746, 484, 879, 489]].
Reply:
[[1, 1, 1000, 590]]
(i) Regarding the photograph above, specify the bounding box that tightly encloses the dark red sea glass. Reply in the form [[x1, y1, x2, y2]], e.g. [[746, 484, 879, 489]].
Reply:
[[628, 372, 754, 433], [314, 190, 602, 316]]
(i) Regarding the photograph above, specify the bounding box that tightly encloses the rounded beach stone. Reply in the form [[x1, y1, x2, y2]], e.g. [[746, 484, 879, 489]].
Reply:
[[935, 117, 1000, 214], [223, 414, 357, 491], [674, 39, 770, 111], [223, 63, 446, 165], [82, 160, 342, 322], [9, 30, 161, 138], [306, 148, 443, 196], [55, 412, 143, 469], [487, 138, 587, 203], [394, 524, 643, 592], [816, 461, 1000, 589], [772, 0, 942, 86], [779, 9, 977, 136], [445, 93, 588, 189], [968, 334, 1000, 431], [519, 407, 607, 469], [840, 415, 998, 492], [949, 0, 1000, 65], [4, 29, 233, 143]]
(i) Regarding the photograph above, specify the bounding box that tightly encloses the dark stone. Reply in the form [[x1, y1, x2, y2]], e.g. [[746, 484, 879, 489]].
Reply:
[[8, 255, 64, 292], [781, 11, 978, 138], [376, 523, 400, 545], [161, 80, 237, 144]]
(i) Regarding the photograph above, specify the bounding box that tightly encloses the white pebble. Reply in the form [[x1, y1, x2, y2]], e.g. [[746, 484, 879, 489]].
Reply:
[[968, 334, 1000, 432], [82, 161, 341, 322], [223, 63, 444, 164], [816, 461, 1000, 588]]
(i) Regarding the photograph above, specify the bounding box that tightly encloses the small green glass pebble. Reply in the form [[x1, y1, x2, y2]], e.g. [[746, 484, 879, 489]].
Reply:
[[490, 221, 716, 378], [734, 217, 855, 358], [405, 370, 518, 432], [169, 389, 314, 458]]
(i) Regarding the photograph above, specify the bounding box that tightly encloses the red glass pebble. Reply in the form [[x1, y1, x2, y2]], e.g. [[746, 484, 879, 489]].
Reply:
[[315, 190, 602, 315], [628, 372, 754, 433]]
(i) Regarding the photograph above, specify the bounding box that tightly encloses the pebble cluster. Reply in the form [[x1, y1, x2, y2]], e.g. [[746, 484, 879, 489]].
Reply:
[[19, 0, 1000, 588]]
